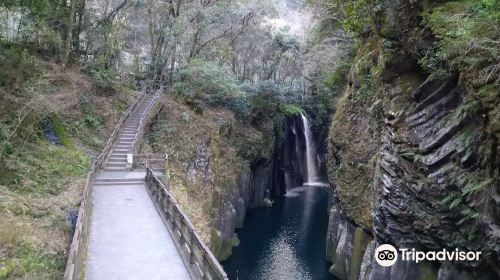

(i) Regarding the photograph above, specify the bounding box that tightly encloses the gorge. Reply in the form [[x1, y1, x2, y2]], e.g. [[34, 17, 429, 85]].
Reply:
[[0, 0, 498, 280], [222, 113, 332, 280]]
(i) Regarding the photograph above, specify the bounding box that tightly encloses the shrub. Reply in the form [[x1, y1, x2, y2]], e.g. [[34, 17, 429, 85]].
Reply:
[[324, 59, 351, 93], [88, 67, 116, 92], [173, 59, 242, 100], [421, 0, 500, 85], [172, 59, 251, 117], [281, 104, 306, 117]]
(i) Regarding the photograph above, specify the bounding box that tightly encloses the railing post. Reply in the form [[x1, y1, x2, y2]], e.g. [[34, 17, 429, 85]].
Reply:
[[179, 219, 185, 246], [189, 231, 196, 265], [201, 254, 208, 280], [145, 168, 228, 280]]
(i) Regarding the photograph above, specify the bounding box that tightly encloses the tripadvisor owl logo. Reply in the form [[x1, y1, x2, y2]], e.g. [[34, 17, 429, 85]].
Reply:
[[375, 244, 398, 267], [374, 244, 482, 267]]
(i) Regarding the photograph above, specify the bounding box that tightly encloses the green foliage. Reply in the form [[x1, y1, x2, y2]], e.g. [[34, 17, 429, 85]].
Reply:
[[0, 42, 40, 90], [15, 242, 64, 279], [49, 116, 73, 148], [84, 114, 103, 128], [421, 0, 500, 84], [281, 104, 305, 117], [88, 67, 117, 92], [453, 100, 482, 122], [418, 43, 452, 80], [0, 0, 69, 53], [172, 59, 249, 117], [324, 59, 352, 93], [309, 18, 341, 44], [311, 0, 385, 35], [463, 178, 494, 197], [174, 59, 243, 100], [1, 142, 90, 195], [0, 257, 15, 279]]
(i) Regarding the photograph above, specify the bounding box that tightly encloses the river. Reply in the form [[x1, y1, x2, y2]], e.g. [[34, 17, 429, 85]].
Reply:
[[222, 185, 336, 280]]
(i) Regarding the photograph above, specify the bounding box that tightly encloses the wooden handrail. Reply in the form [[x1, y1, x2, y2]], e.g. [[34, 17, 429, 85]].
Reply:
[[132, 153, 167, 170], [63, 91, 147, 280], [145, 168, 229, 280], [101, 92, 147, 167], [129, 90, 162, 156]]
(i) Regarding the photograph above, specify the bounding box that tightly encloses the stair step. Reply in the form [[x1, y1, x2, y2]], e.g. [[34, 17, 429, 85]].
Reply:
[[94, 181, 144, 186], [95, 177, 144, 182], [109, 157, 127, 161], [108, 159, 126, 163], [116, 142, 133, 145], [110, 154, 128, 157], [108, 156, 126, 160], [103, 166, 128, 170], [118, 142, 134, 146], [107, 162, 127, 167]]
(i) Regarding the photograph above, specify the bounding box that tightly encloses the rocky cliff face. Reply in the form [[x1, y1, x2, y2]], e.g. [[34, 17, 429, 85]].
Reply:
[[146, 99, 302, 261], [325, 1, 499, 279], [212, 115, 315, 260]]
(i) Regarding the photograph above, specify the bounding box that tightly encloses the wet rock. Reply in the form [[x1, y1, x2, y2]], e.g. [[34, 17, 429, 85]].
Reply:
[[359, 241, 377, 280], [359, 241, 438, 280], [66, 208, 79, 233], [211, 199, 237, 261], [212, 151, 276, 260], [42, 118, 61, 145], [281, 116, 307, 189], [326, 203, 372, 280], [437, 262, 497, 280]]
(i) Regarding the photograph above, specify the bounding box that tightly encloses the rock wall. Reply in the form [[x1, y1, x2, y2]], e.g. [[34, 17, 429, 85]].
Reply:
[[280, 116, 307, 190], [211, 115, 311, 260], [211, 161, 275, 260], [325, 1, 499, 279]]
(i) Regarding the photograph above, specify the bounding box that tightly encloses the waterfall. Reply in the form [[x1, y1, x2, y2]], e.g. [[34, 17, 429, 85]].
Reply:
[[300, 113, 318, 183]]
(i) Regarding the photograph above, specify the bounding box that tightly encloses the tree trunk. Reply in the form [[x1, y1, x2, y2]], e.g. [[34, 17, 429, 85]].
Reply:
[[63, 0, 78, 66]]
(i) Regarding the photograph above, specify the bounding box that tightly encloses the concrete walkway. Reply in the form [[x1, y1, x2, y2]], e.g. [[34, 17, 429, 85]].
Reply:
[[85, 94, 191, 280], [86, 172, 191, 280]]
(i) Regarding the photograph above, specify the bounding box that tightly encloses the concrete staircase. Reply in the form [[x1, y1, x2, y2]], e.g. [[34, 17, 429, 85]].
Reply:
[[103, 94, 156, 171]]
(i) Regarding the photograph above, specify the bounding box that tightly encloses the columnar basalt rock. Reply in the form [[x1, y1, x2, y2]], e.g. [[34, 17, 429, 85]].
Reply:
[[325, 1, 500, 279]]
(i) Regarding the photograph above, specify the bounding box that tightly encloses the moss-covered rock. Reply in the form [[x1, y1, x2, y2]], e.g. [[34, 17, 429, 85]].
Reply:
[[325, 1, 500, 278], [209, 229, 239, 261], [49, 115, 73, 149]]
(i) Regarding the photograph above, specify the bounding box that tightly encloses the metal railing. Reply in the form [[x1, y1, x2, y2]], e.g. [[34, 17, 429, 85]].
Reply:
[[145, 168, 229, 280], [63, 92, 148, 280]]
